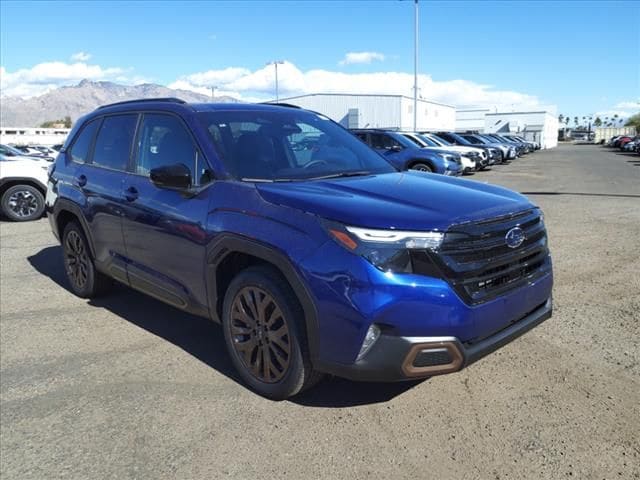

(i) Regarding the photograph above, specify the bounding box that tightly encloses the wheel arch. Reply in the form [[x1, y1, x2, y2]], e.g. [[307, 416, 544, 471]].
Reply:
[[407, 158, 435, 171], [206, 233, 320, 363], [0, 177, 47, 198], [52, 199, 97, 259]]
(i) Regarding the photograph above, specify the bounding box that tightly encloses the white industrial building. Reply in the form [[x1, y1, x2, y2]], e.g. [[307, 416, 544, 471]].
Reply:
[[277, 93, 456, 131], [0, 127, 71, 146], [456, 108, 558, 149]]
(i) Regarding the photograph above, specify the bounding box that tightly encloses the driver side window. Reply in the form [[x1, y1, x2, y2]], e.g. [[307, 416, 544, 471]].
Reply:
[[135, 114, 210, 185]]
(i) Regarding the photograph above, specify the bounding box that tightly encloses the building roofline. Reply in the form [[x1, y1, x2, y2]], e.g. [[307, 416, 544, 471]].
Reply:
[[277, 93, 454, 108], [486, 111, 555, 116]]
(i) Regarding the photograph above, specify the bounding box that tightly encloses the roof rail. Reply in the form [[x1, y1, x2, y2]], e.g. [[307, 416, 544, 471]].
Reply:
[[260, 102, 301, 109], [97, 97, 187, 110]]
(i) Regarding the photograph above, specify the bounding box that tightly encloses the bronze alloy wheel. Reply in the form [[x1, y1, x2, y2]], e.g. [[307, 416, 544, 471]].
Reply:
[[64, 230, 89, 290], [230, 286, 291, 383]]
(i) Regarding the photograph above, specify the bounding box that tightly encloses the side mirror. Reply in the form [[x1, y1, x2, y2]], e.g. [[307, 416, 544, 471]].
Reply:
[[150, 163, 192, 190]]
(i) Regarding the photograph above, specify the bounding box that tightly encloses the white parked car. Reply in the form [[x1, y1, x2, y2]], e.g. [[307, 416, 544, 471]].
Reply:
[[0, 154, 50, 221], [419, 133, 492, 168]]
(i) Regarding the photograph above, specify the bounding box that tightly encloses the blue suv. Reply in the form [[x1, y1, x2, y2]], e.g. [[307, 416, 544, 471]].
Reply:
[[47, 99, 553, 399], [351, 129, 462, 175]]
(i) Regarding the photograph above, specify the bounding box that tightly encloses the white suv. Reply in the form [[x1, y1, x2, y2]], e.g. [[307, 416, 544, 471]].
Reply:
[[0, 154, 50, 221]]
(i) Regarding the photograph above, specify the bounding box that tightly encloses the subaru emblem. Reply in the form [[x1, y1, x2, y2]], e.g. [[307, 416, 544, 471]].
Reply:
[[505, 227, 525, 248]]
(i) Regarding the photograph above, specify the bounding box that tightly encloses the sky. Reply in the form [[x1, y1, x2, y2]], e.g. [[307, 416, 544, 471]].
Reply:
[[1, 0, 638, 122]]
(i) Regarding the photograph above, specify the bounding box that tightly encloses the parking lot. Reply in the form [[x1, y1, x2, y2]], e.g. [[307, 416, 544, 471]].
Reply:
[[1, 144, 639, 479]]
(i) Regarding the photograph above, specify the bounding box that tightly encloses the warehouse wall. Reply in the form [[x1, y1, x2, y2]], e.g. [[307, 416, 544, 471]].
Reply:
[[281, 94, 402, 129], [400, 97, 456, 131]]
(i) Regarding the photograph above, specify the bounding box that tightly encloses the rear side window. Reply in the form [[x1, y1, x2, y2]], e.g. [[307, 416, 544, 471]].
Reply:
[[69, 119, 100, 164], [135, 113, 209, 184], [92, 114, 138, 171]]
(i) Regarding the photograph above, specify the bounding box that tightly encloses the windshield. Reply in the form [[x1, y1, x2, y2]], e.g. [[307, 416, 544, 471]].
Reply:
[[198, 109, 396, 181], [0, 144, 24, 156], [427, 134, 452, 146], [415, 134, 439, 147]]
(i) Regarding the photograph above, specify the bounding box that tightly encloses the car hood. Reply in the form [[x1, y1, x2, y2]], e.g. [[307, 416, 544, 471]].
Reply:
[[256, 172, 534, 231]]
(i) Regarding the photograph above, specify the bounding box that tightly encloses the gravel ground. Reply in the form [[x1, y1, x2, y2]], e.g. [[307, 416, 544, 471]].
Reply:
[[1, 144, 639, 479]]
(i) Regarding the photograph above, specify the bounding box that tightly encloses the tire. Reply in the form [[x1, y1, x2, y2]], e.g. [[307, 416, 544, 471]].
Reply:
[[410, 162, 433, 173], [1, 184, 45, 222], [61, 221, 112, 298], [222, 265, 322, 400]]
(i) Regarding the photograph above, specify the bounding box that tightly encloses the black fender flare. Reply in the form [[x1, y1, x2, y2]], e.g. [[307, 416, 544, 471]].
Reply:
[[0, 177, 47, 194], [205, 233, 320, 363], [407, 159, 435, 171], [51, 198, 97, 258]]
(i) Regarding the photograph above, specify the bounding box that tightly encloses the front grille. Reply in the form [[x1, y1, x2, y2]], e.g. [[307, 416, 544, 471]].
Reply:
[[432, 209, 551, 304]]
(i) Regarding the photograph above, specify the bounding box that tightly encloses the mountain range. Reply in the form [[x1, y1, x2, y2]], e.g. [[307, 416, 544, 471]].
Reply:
[[0, 80, 239, 127]]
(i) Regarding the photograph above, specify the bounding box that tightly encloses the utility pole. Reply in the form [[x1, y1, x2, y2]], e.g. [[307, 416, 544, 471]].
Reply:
[[413, 0, 418, 132], [267, 60, 285, 102]]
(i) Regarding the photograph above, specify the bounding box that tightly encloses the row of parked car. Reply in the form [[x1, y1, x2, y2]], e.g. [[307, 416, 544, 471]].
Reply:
[[350, 129, 539, 176], [603, 134, 640, 154]]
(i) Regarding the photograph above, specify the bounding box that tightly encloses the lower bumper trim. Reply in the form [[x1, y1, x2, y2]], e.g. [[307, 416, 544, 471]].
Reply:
[[317, 296, 552, 382]]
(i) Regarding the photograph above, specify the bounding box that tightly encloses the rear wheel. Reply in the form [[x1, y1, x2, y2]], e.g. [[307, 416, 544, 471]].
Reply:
[[410, 162, 433, 173], [222, 266, 322, 399], [1, 184, 45, 222], [62, 221, 112, 298]]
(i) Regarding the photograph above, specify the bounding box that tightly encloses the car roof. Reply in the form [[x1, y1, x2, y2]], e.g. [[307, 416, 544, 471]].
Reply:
[[90, 98, 306, 116]]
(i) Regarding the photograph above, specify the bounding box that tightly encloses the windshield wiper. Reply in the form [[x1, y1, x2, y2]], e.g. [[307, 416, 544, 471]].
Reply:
[[306, 171, 372, 180]]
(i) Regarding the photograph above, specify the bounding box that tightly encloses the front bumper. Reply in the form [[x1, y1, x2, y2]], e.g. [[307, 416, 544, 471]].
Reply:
[[321, 296, 552, 382]]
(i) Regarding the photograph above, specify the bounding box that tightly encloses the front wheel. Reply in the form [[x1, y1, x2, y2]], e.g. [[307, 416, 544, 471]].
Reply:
[[222, 266, 322, 399], [410, 162, 433, 173], [1, 184, 45, 221]]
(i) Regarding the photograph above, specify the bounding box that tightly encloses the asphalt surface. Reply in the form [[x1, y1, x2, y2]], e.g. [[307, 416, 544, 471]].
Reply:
[[1, 144, 639, 479]]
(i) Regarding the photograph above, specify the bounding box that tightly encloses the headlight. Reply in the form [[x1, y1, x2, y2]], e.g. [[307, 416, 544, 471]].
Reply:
[[323, 220, 444, 274], [436, 153, 460, 164]]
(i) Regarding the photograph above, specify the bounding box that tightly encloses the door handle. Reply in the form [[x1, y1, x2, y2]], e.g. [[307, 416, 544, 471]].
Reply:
[[75, 174, 87, 187], [124, 186, 139, 202]]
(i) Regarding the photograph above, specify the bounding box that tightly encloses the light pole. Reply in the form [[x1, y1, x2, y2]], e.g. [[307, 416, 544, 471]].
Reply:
[[413, 0, 418, 132], [267, 60, 285, 102], [210, 86, 217, 101]]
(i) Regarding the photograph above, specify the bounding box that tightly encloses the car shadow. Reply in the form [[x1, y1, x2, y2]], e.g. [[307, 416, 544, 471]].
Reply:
[[27, 246, 421, 407]]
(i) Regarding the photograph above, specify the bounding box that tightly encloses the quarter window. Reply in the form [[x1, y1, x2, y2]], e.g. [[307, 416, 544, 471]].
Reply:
[[69, 119, 100, 164], [92, 115, 138, 170]]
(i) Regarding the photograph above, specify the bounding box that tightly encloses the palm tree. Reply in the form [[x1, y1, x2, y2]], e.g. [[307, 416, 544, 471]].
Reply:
[[558, 114, 564, 124], [574, 116, 579, 127], [564, 117, 569, 126], [594, 116, 602, 127]]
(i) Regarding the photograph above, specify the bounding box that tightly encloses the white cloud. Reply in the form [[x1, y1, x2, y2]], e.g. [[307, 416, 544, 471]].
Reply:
[[613, 100, 639, 110], [339, 51, 385, 65], [70, 51, 92, 62], [594, 100, 639, 123], [0, 61, 128, 98], [170, 61, 544, 112]]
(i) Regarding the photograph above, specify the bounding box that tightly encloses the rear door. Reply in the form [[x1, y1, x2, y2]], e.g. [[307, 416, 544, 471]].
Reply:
[[79, 114, 137, 283], [120, 112, 212, 312]]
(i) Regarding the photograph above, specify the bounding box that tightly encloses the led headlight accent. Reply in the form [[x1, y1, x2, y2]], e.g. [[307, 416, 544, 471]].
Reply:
[[345, 226, 444, 250]]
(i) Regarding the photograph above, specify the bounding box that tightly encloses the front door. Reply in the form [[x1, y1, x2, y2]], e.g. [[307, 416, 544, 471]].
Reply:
[[120, 112, 213, 313]]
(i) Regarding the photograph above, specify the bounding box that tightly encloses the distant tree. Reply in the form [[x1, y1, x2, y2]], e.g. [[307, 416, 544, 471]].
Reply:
[[573, 116, 579, 127], [39, 117, 73, 128], [594, 116, 602, 127], [624, 113, 640, 131], [564, 117, 569, 126], [558, 114, 564, 124]]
